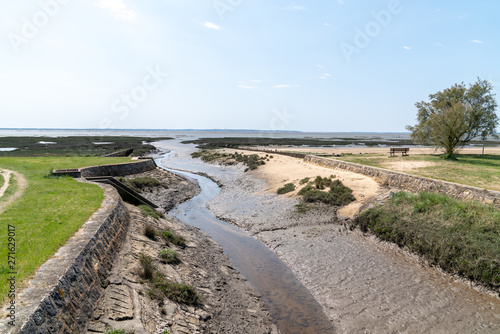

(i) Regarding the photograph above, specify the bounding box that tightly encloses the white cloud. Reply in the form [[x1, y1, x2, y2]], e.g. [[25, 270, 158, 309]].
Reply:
[[403, 46, 411, 50], [324, 23, 330, 27], [96, 0, 136, 20], [338, 0, 345, 4], [291, 6, 305, 10], [274, 84, 299, 88], [317, 64, 325, 69], [204, 22, 220, 30], [251, 79, 263, 83], [471, 40, 483, 44], [237, 84, 256, 90], [458, 14, 467, 19]]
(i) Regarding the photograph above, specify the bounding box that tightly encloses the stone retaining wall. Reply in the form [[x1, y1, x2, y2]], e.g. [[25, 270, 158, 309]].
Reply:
[[304, 155, 500, 208], [1, 184, 131, 334], [80, 159, 156, 177]]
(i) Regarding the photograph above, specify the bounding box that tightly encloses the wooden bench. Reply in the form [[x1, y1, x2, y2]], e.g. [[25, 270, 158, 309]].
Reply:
[[389, 147, 409, 156]]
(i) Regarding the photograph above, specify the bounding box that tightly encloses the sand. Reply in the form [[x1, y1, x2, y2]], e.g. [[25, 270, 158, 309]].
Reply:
[[219, 148, 381, 219]]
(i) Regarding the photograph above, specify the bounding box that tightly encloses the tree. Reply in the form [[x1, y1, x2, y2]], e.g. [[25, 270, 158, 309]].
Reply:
[[406, 78, 498, 159]]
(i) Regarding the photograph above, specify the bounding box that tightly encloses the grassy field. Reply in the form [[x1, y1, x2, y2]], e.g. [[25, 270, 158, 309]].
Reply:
[[0, 173, 4, 189], [0, 156, 129, 302], [335, 154, 500, 191], [352, 192, 500, 291]]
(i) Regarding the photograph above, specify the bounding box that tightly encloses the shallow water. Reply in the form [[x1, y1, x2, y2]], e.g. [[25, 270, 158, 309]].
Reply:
[[156, 147, 335, 333]]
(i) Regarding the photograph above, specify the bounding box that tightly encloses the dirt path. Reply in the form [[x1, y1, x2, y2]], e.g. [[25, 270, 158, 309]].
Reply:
[[0, 169, 27, 214], [0, 170, 11, 198]]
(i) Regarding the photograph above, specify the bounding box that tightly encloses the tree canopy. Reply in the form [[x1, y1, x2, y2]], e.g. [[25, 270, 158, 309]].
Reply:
[[406, 78, 498, 158]]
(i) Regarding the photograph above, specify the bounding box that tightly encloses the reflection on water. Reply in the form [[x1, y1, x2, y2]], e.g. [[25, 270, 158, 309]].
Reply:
[[157, 161, 335, 333]]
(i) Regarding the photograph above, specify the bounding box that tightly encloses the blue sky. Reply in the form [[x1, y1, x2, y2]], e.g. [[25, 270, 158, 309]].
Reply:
[[1, 0, 498, 132]]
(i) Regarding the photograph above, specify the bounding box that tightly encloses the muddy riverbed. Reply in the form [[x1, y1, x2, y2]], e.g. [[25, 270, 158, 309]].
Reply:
[[155, 140, 500, 334]]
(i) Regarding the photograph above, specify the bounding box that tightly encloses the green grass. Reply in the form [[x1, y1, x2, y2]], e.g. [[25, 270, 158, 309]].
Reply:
[[139, 205, 164, 219], [0, 173, 17, 206], [335, 153, 500, 191], [160, 230, 186, 248], [0, 156, 130, 302], [352, 192, 500, 290], [0, 173, 4, 189], [121, 177, 166, 192], [105, 329, 128, 334], [139, 254, 200, 305], [159, 249, 180, 264]]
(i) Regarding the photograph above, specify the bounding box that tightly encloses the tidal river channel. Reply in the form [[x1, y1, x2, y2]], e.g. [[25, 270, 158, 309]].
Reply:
[[156, 158, 335, 333], [155, 140, 500, 334]]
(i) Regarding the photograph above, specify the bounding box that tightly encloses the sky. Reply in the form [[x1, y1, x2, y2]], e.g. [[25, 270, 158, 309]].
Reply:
[[0, 0, 499, 132]]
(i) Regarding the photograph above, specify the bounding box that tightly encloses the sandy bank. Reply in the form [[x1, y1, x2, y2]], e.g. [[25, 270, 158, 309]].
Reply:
[[217, 148, 382, 219]]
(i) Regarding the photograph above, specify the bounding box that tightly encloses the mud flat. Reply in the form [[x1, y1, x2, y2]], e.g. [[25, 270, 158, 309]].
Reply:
[[161, 143, 500, 333]]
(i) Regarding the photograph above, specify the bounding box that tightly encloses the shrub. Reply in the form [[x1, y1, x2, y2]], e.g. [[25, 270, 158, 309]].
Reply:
[[149, 272, 201, 305], [161, 230, 186, 248], [277, 183, 296, 194], [159, 249, 180, 264], [105, 330, 127, 334], [139, 254, 154, 280], [298, 184, 314, 196], [299, 177, 310, 185], [125, 176, 164, 191], [144, 224, 157, 240], [139, 205, 164, 219]]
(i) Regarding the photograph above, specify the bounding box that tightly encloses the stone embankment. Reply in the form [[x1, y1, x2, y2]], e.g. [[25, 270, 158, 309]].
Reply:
[[305, 155, 500, 208], [2, 184, 130, 334]]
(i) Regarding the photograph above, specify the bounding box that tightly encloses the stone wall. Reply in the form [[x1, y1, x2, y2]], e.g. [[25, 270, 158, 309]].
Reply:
[[1, 184, 131, 334], [80, 159, 156, 177], [304, 155, 500, 208]]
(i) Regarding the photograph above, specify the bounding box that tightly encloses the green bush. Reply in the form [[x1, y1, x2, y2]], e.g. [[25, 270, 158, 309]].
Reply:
[[150, 272, 201, 305], [298, 184, 314, 196], [299, 177, 310, 185], [299, 178, 355, 206], [105, 330, 127, 334], [159, 249, 180, 264], [144, 224, 157, 240], [160, 230, 186, 248], [277, 183, 296, 194], [124, 176, 165, 191], [139, 254, 154, 280], [139, 205, 164, 219]]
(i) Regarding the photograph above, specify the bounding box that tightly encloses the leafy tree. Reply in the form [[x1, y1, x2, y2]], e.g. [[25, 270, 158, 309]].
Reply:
[[406, 78, 498, 159]]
